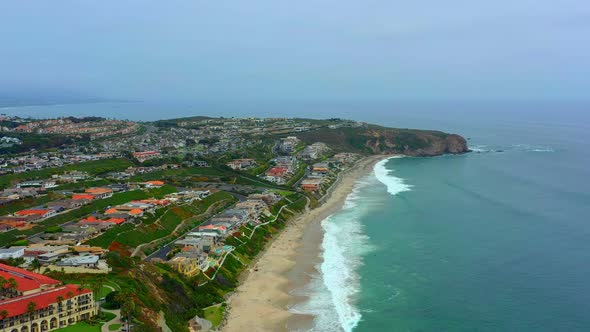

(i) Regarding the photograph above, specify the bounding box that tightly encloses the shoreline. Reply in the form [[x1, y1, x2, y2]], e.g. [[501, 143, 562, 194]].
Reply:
[[221, 155, 387, 332]]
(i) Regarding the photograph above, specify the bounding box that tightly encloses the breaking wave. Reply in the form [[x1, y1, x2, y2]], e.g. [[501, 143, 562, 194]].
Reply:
[[291, 179, 376, 331], [374, 157, 412, 196], [292, 157, 410, 331]]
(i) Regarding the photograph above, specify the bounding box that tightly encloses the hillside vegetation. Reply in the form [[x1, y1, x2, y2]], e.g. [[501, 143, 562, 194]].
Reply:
[[294, 125, 469, 156]]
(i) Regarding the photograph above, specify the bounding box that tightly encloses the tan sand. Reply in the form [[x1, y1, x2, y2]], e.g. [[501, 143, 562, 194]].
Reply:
[[221, 155, 385, 332]]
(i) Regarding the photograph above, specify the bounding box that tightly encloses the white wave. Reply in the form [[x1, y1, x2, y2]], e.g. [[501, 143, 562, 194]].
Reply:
[[374, 157, 412, 196], [512, 144, 555, 153], [469, 144, 492, 153], [291, 179, 376, 332]]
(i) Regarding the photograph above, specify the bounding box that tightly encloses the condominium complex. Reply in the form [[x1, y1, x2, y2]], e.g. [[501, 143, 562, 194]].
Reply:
[[0, 264, 97, 332]]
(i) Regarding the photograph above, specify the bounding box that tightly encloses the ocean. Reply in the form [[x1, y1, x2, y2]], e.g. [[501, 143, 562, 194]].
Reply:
[[291, 103, 590, 331], [4, 101, 590, 331]]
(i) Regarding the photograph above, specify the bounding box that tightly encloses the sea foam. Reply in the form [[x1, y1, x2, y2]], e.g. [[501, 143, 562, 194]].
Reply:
[[292, 158, 409, 331], [291, 179, 375, 331], [374, 157, 412, 196]]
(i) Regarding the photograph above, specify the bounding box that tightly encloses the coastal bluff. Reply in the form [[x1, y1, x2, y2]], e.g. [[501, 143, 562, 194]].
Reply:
[[295, 125, 469, 156]]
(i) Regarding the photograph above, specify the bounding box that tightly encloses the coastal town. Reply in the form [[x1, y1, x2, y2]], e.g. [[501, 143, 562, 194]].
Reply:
[[0, 115, 365, 332]]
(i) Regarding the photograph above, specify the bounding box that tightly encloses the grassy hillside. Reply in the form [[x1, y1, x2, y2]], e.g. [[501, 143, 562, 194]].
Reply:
[[0, 158, 133, 189]]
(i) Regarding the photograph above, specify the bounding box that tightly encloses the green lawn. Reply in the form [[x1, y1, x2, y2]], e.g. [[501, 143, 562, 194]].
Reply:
[[54, 322, 101, 332], [108, 323, 121, 331], [98, 285, 114, 298], [203, 304, 225, 329], [100, 312, 117, 322]]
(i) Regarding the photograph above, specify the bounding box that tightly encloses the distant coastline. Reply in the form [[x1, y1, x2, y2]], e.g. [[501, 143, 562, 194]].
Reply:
[[0, 99, 135, 110]]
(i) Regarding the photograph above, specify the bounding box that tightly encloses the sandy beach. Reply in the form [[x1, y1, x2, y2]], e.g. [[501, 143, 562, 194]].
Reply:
[[222, 155, 385, 332]]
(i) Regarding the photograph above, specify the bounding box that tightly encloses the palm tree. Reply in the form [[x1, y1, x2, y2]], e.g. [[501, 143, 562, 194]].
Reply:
[[0, 309, 8, 332], [0, 276, 6, 299], [30, 259, 41, 273], [7, 278, 18, 298], [115, 292, 134, 331], [90, 281, 102, 317], [56, 296, 64, 313], [26, 301, 36, 331]]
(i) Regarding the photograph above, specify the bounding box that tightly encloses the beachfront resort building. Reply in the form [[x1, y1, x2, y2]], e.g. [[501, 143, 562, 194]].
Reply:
[[0, 263, 98, 332]]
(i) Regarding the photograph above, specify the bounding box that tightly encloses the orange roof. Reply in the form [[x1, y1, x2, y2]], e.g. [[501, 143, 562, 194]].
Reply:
[[14, 209, 52, 216], [80, 216, 125, 224], [145, 180, 164, 186], [105, 218, 125, 224], [72, 194, 95, 200], [85, 188, 112, 194], [0, 263, 61, 293], [104, 208, 119, 214], [0, 284, 90, 319], [0, 221, 26, 227], [129, 208, 143, 216]]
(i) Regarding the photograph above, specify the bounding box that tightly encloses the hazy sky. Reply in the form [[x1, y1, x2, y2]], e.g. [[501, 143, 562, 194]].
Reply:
[[1, 0, 589, 102]]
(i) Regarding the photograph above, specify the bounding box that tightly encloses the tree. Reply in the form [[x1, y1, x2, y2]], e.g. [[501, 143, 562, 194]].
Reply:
[[0, 276, 6, 299], [30, 258, 41, 273], [26, 301, 36, 331], [56, 296, 64, 313], [115, 292, 135, 331], [7, 278, 18, 298], [0, 309, 8, 332], [90, 280, 103, 317]]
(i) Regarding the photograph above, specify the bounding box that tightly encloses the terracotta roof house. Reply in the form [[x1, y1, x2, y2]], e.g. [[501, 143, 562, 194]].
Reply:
[[14, 209, 56, 220], [72, 194, 95, 201], [84, 188, 113, 199], [0, 264, 97, 331]]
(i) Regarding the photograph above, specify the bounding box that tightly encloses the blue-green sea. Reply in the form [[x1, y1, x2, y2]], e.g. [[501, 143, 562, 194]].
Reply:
[[290, 104, 590, 332], [4, 101, 590, 331]]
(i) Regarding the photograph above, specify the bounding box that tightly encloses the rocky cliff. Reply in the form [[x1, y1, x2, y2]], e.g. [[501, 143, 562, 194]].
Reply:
[[295, 126, 469, 156]]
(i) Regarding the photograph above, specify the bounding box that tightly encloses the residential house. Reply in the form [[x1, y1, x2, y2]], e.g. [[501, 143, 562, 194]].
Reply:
[[0, 247, 25, 259], [14, 209, 57, 221], [301, 178, 323, 192]]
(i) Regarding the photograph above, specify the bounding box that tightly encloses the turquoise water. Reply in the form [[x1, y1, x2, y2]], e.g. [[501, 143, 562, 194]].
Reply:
[[297, 106, 590, 331]]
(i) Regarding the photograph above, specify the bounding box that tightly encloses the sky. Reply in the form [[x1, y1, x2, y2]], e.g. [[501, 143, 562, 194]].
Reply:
[[1, 0, 589, 103]]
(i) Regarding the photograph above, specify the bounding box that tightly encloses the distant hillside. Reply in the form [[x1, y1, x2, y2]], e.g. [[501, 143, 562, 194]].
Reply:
[[294, 125, 469, 156]]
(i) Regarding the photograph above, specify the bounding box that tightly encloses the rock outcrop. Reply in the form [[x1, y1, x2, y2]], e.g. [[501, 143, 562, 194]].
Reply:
[[296, 126, 469, 156]]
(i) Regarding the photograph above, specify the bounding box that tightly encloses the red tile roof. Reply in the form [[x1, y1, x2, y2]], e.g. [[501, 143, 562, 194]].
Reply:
[[85, 188, 112, 195], [14, 210, 52, 217], [0, 263, 61, 293], [72, 194, 95, 200], [144, 180, 164, 186], [128, 208, 143, 216], [80, 216, 125, 224], [0, 284, 90, 318]]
